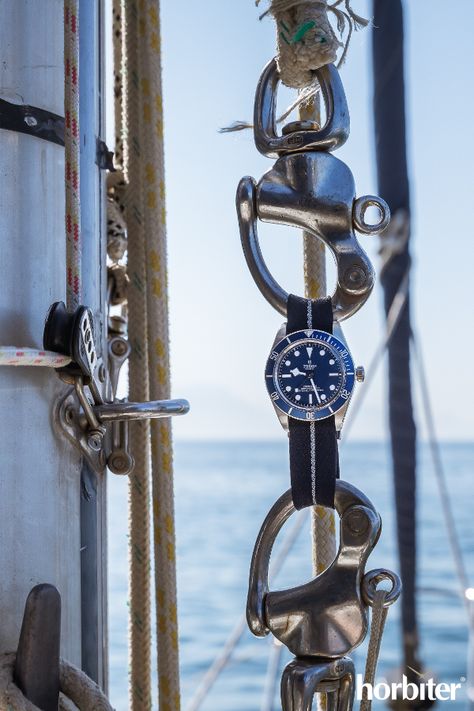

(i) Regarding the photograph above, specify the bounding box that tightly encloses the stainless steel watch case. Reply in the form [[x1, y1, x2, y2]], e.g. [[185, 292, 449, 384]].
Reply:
[[268, 321, 358, 437]]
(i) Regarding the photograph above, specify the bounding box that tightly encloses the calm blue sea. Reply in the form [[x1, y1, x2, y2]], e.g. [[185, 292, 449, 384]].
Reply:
[[108, 442, 473, 710]]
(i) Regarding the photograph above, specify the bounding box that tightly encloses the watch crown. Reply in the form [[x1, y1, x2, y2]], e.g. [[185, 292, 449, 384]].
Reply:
[[356, 366, 365, 383]]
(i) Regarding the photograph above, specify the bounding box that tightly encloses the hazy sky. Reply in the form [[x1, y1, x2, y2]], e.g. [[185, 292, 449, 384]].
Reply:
[[110, 0, 474, 441]]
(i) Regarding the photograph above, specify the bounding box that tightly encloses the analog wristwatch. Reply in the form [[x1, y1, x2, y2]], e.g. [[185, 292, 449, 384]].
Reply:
[[265, 295, 364, 509]]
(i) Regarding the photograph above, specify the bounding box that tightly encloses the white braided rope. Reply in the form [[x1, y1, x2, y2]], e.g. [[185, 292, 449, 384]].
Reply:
[[137, 2, 182, 707], [298, 98, 337, 578], [64, 0, 81, 310], [256, 0, 369, 87], [0, 653, 114, 711], [121, 1, 153, 708], [0, 349, 71, 368]]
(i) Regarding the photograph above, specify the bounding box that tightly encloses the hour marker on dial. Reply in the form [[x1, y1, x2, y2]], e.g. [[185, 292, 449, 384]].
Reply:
[[329, 359, 335, 365], [309, 394, 313, 405], [329, 373, 339, 377], [295, 395, 301, 401], [321, 394, 327, 401], [285, 360, 291, 366], [285, 386, 292, 392], [294, 350, 300, 356], [306, 347, 313, 358], [319, 349, 325, 356], [330, 384, 336, 391]]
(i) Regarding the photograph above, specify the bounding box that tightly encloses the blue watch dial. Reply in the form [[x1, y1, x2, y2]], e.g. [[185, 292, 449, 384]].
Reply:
[[265, 329, 355, 421]]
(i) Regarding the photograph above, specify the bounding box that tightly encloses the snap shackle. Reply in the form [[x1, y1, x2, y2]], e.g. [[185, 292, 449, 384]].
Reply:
[[236, 61, 389, 322], [253, 58, 350, 157], [247, 480, 386, 658], [280, 656, 355, 711]]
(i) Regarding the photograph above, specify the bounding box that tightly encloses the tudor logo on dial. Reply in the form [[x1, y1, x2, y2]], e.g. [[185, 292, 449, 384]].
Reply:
[[265, 329, 355, 421]]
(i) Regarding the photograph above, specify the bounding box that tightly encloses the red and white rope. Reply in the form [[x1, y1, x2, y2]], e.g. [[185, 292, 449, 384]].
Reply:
[[64, 0, 81, 311], [0, 348, 71, 368]]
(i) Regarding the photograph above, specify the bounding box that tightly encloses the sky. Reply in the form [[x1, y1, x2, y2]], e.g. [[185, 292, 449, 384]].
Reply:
[[108, 0, 474, 442]]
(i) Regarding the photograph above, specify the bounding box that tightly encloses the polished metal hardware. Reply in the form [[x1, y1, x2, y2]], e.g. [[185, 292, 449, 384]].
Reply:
[[247, 480, 399, 659], [237, 59, 390, 322], [281, 656, 355, 711], [253, 58, 350, 157], [47, 301, 189, 475], [95, 398, 189, 422]]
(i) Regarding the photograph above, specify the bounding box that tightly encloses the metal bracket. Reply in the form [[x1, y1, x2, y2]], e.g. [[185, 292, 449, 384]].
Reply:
[[55, 387, 106, 475]]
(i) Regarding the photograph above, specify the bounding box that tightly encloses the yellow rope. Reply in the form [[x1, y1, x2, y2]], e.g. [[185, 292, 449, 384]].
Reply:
[[121, 2, 153, 708], [137, 3, 181, 708], [119, 2, 181, 709], [300, 95, 336, 711], [300, 99, 337, 576]]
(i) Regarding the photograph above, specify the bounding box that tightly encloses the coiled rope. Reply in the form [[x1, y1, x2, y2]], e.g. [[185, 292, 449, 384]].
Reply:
[[0, 654, 114, 710]]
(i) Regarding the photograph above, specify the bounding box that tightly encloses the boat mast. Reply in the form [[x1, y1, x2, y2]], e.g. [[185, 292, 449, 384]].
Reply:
[[0, 0, 107, 684]]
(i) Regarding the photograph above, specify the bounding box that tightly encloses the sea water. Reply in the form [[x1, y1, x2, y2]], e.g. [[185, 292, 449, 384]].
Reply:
[[108, 442, 473, 710]]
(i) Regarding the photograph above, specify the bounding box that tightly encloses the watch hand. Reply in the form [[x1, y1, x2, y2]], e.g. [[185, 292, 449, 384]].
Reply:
[[290, 368, 305, 377], [310, 378, 321, 404]]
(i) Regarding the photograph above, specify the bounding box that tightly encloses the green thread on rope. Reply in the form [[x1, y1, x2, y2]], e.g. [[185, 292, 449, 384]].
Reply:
[[280, 19, 318, 45], [293, 20, 316, 43]]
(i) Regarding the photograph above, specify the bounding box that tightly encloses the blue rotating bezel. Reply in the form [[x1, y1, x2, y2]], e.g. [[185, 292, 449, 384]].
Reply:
[[265, 329, 355, 421]]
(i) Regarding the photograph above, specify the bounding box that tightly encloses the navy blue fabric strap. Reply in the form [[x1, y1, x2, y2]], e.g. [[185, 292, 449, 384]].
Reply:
[[286, 294, 333, 335], [286, 294, 338, 510]]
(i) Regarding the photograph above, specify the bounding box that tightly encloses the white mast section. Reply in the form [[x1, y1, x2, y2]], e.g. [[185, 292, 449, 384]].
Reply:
[[0, 0, 107, 681]]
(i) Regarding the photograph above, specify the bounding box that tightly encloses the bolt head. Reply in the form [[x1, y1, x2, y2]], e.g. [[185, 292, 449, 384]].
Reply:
[[87, 432, 103, 452], [356, 366, 365, 383], [344, 266, 367, 290], [24, 115, 38, 127], [111, 339, 128, 356]]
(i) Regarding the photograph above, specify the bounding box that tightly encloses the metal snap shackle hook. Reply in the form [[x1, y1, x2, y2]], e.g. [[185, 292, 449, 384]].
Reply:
[[280, 656, 355, 711], [237, 168, 389, 322], [247, 480, 386, 658], [237, 59, 390, 322]]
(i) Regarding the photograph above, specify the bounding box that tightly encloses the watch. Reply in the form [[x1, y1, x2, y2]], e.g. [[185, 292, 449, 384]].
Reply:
[[265, 295, 364, 509]]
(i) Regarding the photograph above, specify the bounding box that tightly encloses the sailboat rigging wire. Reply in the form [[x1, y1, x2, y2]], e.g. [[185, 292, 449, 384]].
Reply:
[[260, 639, 284, 711], [411, 335, 471, 610], [343, 268, 410, 440], [359, 589, 389, 711], [185, 510, 306, 711]]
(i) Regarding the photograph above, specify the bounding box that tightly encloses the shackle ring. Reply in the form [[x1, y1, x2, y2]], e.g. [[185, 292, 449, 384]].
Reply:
[[236, 177, 381, 322], [361, 568, 402, 608], [353, 196, 390, 235]]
